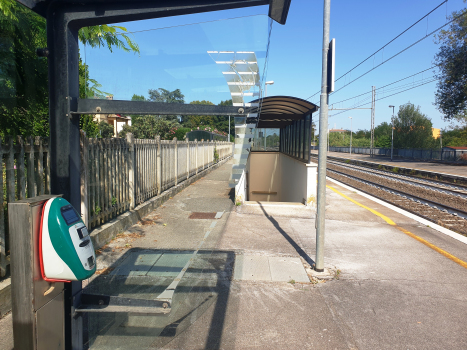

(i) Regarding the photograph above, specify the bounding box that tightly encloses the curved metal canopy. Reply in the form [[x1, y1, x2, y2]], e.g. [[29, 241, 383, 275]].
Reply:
[[248, 96, 318, 128]]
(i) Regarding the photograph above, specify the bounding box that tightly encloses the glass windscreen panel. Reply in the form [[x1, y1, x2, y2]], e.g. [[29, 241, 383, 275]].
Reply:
[[80, 15, 270, 108], [251, 128, 280, 151]]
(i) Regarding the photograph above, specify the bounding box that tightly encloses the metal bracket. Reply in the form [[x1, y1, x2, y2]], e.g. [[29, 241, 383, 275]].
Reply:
[[75, 294, 171, 315]]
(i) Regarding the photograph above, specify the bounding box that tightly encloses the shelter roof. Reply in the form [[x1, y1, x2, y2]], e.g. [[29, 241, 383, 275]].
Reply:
[[248, 96, 318, 128]]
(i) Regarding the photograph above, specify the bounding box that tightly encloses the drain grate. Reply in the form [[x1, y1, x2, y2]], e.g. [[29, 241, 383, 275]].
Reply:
[[189, 212, 217, 219]]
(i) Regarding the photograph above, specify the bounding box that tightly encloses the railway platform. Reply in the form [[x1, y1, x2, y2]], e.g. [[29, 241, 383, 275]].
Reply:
[[1, 160, 467, 349], [311, 150, 467, 178]]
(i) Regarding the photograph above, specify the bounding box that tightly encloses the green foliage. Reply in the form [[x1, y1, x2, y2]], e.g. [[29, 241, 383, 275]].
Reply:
[[80, 115, 100, 138], [183, 100, 215, 128], [174, 127, 191, 140], [441, 126, 467, 146], [78, 25, 140, 55], [392, 167, 399, 173], [0, 0, 48, 137], [214, 148, 219, 162], [393, 103, 436, 148], [434, 2, 467, 120], [0, 1, 139, 137], [148, 88, 184, 122], [117, 124, 133, 139], [98, 121, 114, 138], [129, 115, 180, 140]]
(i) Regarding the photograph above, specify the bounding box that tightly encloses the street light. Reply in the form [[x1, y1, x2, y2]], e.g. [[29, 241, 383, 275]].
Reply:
[[264, 81, 274, 97], [263, 81, 274, 150], [389, 105, 395, 161], [348, 117, 352, 155]]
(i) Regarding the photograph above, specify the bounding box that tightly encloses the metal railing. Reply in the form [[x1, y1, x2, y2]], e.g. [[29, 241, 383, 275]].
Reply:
[[311, 146, 467, 162]]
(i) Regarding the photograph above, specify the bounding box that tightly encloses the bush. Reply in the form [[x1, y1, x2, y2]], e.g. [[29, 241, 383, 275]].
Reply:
[[99, 121, 114, 138], [175, 127, 191, 140]]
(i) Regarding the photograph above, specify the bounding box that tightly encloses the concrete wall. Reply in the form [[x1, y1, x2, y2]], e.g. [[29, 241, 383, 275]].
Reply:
[[247, 152, 317, 205], [248, 152, 282, 202]]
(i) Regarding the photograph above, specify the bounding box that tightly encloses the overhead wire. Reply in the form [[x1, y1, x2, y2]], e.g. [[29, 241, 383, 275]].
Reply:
[[329, 78, 437, 118], [330, 66, 436, 106], [305, 0, 455, 101]]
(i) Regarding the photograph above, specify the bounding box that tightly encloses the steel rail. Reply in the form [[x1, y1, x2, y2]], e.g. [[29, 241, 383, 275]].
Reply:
[[327, 168, 467, 235]]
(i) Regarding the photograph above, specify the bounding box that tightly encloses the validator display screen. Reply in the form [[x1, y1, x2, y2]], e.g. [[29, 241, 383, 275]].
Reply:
[[61, 206, 80, 226]]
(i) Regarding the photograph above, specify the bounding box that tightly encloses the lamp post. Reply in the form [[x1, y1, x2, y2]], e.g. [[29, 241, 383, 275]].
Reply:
[[348, 116, 352, 155], [389, 105, 395, 161], [264, 81, 274, 150], [265, 81, 274, 97]]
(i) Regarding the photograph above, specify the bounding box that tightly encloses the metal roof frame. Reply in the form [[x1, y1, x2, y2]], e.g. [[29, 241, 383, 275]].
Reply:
[[248, 96, 318, 128]]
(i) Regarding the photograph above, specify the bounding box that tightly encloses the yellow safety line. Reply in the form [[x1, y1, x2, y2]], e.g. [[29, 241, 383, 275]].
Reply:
[[327, 185, 467, 270]]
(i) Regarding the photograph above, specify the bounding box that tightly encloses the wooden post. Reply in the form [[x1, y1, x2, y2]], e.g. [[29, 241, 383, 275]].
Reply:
[[127, 133, 135, 210], [201, 139, 205, 170], [35, 137, 44, 196], [80, 131, 89, 227], [173, 137, 178, 185], [195, 139, 198, 175], [0, 137, 4, 277], [186, 138, 190, 180], [156, 136, 161, 195], [6, 137, 15, 204], [17, 136, 26, 200]]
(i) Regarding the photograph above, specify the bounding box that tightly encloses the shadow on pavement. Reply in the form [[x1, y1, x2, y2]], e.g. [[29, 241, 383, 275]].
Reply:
[[258, 203, 315, 267], [81, 248, 235, 350]]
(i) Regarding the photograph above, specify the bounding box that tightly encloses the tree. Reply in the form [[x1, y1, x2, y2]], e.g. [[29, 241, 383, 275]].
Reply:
[[98, 121, 114, 138], [374, 122, 392, 148], [147, 88, 185, 122], [434, 1, 467, 120], [393, 103, 436, 149], [183, 100, 215, 129], [0, 0, 139, 137]]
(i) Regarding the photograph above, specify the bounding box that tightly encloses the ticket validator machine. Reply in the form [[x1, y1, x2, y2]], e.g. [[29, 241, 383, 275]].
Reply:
[[9, 195, 96, 350]]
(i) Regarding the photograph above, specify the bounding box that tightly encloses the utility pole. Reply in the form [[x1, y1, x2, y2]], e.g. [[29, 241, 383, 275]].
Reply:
[[389, 105, 395, 161], [349, 116, 352, 155], [370, 86, 375, 157], [315, 0, 331, 272], [228, 115, 230, 142]]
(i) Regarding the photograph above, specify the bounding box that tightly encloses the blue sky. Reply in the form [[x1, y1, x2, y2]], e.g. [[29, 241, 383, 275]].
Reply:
[[82, 0, 467, 133]]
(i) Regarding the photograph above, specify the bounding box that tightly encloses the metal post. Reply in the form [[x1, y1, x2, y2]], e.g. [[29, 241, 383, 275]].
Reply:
[[370, 86, 375, 157], [315, 0, 331, 272], [46, 12, 82, 348], [228, 115, 231, 142], [389, 105, 395, 161]]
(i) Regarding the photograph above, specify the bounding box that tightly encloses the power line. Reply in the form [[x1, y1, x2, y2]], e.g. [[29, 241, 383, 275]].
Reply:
[[306, 0, 457, 101], [114, 14, 267, 35], [330, 78, 437, 118], [334, 1, 447, 83], [330, 66, 436, 106]]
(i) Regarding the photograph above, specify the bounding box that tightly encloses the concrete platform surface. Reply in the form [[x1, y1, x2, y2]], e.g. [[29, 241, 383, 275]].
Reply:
[[311, 150, 467, 177], [3, 159, 467, 350]]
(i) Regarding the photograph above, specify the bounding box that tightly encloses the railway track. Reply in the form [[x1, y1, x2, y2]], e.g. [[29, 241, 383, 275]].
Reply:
[[309, 154, 467, 236]]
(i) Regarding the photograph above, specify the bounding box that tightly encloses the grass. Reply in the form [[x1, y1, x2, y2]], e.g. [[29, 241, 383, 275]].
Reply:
[[392, 167, 399, 173], [335, 269, 341, 280], [288, 279, 296, 285]]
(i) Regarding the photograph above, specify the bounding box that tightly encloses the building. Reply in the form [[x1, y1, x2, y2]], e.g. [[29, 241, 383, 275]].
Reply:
[[93, 96, 131, 137]]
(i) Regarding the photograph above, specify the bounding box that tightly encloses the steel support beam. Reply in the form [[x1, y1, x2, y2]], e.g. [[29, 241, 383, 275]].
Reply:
[[75, 99, 248, 116]]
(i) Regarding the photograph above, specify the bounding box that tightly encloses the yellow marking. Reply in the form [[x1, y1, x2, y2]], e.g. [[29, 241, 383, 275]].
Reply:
[[327, 185, 396, 225], [327, 185, 467, 270]]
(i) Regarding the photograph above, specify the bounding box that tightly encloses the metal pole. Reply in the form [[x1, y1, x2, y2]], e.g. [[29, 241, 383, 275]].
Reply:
[[228, 115, 230, 142], [315, 0, 331, 272], [349, 116, 352, 155], [391, 118, 394, 161]]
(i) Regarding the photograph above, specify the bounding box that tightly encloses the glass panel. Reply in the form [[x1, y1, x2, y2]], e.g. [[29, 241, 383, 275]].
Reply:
[[81, 15, 270, 105], [305, 115, 311, 161]]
